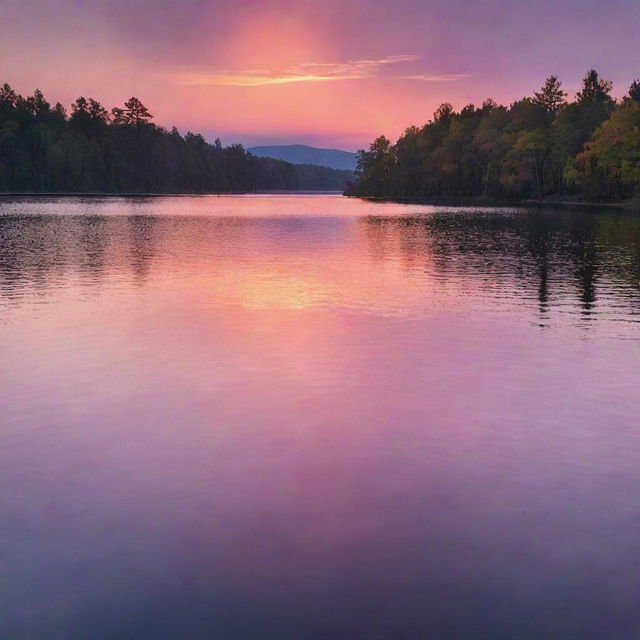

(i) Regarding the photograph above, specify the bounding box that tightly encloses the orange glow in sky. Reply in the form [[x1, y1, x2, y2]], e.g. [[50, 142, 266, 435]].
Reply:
[[2, 0, 638, 149]]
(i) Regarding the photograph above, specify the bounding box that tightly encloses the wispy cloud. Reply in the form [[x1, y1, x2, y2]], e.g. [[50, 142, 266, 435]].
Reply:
[[401, 73, 472, 82], [166, 55, 439, 87]]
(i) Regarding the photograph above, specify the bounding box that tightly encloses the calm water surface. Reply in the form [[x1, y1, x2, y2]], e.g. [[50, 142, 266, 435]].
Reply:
[[1, 195, 640, 639]]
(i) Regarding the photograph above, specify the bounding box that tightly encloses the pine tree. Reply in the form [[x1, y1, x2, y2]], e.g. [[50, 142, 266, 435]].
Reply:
[[576, 69, 613, 104], [533, 75, 567, 114]]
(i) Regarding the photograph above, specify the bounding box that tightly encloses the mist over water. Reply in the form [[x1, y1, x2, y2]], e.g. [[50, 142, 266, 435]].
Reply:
[[2, 195, 640, 639]]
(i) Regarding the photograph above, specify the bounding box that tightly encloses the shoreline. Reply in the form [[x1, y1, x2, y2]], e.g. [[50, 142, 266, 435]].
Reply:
[[346, 195, 640, 210], [0, 190, 344, 198], [1, 191, 639, 210]]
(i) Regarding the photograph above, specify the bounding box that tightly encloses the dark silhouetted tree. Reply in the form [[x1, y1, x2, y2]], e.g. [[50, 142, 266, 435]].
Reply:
[[88, 99, 110, 124], [433, 103, 455, 126], [533, 75, 567, 114], [576, 69, 614, 104], [0, 84, 352, 193], [123, 97, 152, 128]]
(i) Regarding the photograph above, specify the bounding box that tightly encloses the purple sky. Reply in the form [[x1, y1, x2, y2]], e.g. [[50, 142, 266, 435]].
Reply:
[[2, 0, 638, 149]]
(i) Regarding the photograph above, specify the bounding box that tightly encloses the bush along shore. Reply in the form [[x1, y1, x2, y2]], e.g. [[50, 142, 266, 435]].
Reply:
[[347, 70, 640, 204], [0, 85, 353, 193]]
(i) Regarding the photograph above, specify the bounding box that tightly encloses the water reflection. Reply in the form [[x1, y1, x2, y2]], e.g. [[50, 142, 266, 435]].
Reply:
[[4, 202, 638, 328], [1, 197, 640, 640], [360, 208, 640, 326]]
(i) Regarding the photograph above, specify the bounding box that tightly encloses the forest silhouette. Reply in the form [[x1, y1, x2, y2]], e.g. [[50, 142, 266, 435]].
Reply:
[[0, 88, 353, 193], [349, 71, 640, 203]]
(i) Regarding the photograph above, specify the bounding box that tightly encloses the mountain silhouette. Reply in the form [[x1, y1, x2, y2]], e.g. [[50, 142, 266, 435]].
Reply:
[[248, 144, 357, 171]]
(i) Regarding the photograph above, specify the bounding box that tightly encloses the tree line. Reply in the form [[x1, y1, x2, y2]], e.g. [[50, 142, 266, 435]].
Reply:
[[0, 85, 353, 193], [348, 70, 640, 202]]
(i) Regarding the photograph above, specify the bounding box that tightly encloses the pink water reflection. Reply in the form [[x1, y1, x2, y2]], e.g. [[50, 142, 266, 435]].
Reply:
[[2, 197, 640, 639]]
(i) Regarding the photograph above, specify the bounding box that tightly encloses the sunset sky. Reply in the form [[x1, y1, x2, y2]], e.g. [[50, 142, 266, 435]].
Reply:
[[2, 0, 639, 150]]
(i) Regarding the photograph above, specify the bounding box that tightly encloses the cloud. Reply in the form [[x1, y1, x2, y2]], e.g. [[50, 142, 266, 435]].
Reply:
[[166, 55, 424, 87], [401, 73, 472, 82]]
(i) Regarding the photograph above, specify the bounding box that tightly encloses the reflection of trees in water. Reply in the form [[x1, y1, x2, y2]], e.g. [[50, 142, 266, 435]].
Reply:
[[128, 216, 157, 285], [79, 216, 108, 284], [2, 207, 640, 323], [0, 214, 257, 304], [0, 216, 73, 299], [0, 215, 159, 301], [360, 208, 640, 319]]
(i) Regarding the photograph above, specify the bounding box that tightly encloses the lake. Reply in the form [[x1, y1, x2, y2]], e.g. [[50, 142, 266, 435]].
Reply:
[[1, 195, 640, 639]]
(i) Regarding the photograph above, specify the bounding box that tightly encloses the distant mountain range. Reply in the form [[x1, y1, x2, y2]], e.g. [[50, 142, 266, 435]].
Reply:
[[248, 144, 358, 172]]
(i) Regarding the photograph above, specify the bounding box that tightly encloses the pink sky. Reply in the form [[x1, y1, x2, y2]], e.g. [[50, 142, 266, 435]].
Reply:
[[2, 0, 638, 150]]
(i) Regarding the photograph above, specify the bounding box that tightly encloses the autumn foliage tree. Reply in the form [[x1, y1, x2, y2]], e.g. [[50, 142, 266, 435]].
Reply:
[[349, 70, 640, 202]]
